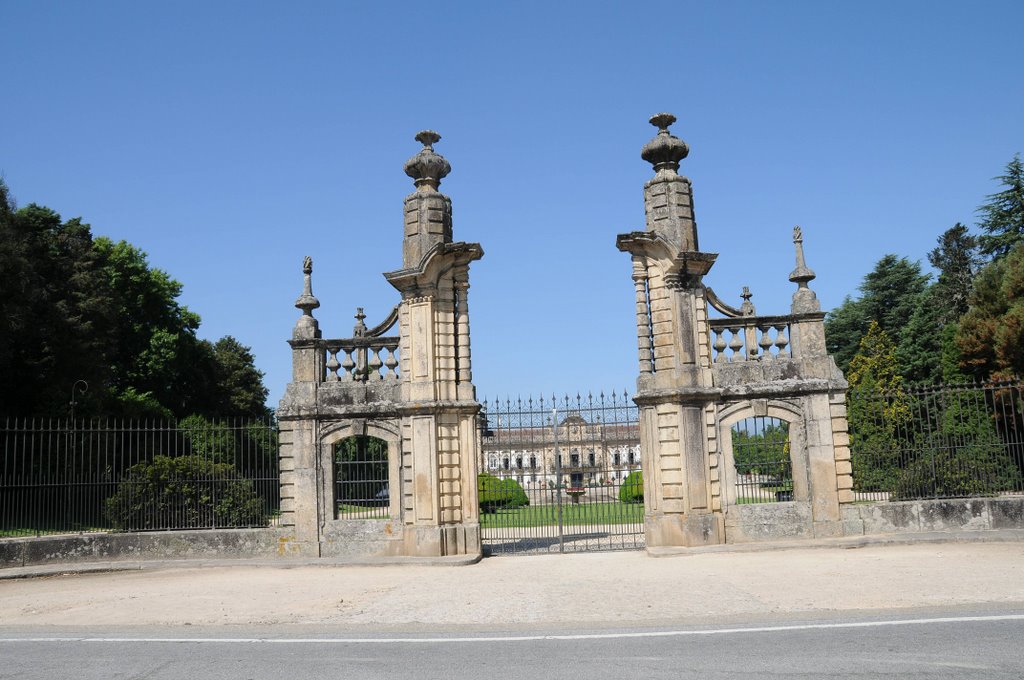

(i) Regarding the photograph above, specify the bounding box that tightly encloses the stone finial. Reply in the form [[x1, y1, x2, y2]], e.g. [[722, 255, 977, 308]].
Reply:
[[352, 307, 368, 337], [740, 286, 756, 316], [789, 226, 820, 313], [295, 255, 320, 315], [403, 130, 451, 191], [641, 113, 689, 174], [293, 255, 320, 339]]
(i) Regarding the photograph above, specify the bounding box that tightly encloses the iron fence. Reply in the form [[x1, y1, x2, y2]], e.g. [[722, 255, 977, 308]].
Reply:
[[730, 417, 793, 503], [1, 417, 279, 538], [333, 435, 390, 519], [847, 380, 1024, 501], [478, 391, 643, 555]]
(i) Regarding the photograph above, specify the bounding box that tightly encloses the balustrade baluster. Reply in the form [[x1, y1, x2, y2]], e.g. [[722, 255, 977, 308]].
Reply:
[[728, 327, 744, 362], [326, 349, 341, 381], [340, 349, 356, 381], [383, 346, 399, 379], [713, 330, 728, 363], [368, 346, 384, 381], [774, 325, 790, 357], [758, 325, 774, 358]]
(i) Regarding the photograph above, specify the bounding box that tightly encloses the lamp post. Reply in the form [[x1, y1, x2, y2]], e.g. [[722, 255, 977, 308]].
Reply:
[[69, 380, 88, 425]]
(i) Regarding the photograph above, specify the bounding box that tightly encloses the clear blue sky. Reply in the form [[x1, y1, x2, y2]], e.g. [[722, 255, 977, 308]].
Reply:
[[3, 1, 1022, 407]]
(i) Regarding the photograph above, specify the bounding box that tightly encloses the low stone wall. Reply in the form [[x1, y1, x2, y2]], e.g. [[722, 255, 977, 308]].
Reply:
[[319, 519, 403, 558], [0, 528, 299, 569], [722, 496, 1024, 544], [0, 520, 470, 569], [724, 502, 814, 543], [842, 497, 1024, 536]]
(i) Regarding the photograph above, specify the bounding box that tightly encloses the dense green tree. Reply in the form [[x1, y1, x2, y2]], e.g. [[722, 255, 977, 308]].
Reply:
[[823, 295, 867, 375], [0, 194, 115, 414], [928, 223, 982, 324], [205, 337, 271, 417], [0, 180, 270, 418], [825, 255, 930, 375], [977, 154, 1024, 260], [846, 322, 912, 492], [92, 236, 203, 415], [957, 243, 1024, 381], [895, 288, 945, 384]]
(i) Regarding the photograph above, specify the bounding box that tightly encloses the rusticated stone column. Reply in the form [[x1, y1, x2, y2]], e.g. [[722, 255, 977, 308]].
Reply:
[[618, 114, 724, 548], [384, 131, 484, 557], [277, 257, 325, 557]]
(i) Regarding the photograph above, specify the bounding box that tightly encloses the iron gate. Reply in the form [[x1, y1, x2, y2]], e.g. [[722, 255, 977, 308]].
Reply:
[[478, 391, 644, 555]]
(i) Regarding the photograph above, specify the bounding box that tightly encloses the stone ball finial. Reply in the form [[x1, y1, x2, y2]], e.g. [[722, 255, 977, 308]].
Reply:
[[404, 129, 451, 190], [641, 112, 689, 174]]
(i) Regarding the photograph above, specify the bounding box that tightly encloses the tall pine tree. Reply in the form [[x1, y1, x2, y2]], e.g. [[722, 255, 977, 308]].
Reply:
[[977, 154, 1024, 260]]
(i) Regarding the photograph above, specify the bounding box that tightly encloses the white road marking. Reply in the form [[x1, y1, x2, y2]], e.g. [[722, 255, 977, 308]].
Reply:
[[2, 614, 1023, 644]]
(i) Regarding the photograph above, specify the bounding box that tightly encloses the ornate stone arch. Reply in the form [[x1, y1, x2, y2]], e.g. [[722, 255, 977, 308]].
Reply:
[[318, 417, 403, 522], [716, 399, 808, 510]]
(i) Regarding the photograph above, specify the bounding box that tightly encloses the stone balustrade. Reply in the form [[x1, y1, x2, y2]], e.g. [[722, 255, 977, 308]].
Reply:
[[709, 315, 793, 363], [323, 336, 400, 382]]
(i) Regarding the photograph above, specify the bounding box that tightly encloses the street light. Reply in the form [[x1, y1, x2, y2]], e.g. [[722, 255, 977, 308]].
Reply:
[[69, 380, 88, 424]]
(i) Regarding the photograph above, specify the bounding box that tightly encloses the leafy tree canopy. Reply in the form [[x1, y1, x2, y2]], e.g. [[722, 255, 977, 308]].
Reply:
[[0, 179, 269, 418], [825, 255, 930, 375], [957, 243, 1024, 381]]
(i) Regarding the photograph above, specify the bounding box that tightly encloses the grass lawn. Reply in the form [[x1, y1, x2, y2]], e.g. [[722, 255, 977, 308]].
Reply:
[[481, 500, 644, 528]]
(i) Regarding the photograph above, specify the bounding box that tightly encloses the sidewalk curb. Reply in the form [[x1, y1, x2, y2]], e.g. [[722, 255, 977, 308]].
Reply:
[[0, 552, 482, 581], [2, 531, 1021, 580], [646, 529, 1024, 557]]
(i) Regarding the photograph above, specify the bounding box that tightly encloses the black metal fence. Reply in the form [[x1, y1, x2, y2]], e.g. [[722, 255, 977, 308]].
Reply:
[[334, 435, 389, 519], [1, 417, 279, 538], [4, 379, 1021, 542], [730, 417, 793, 503], [478, 391, 643, 555], [848, 380, 1024, 501]]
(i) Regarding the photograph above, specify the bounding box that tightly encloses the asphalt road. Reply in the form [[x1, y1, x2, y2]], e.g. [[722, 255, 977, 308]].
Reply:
[[3, 611, 1023, 680]]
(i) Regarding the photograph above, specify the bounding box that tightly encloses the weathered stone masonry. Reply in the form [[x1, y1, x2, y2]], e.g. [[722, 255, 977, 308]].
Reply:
[[276, 131, 483, 559], [618, 114, 851, 547]]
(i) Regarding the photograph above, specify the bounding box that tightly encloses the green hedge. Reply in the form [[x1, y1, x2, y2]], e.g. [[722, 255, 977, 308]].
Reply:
[[105, 455, 268, 531], [619, 470, 644, 504], [478, 473, 529, 511]]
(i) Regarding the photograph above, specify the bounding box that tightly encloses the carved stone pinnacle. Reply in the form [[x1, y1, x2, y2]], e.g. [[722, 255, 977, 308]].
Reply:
[[641, 112, 689, 174], [295, 255, 320, 314], [404, 130, 451, 190]]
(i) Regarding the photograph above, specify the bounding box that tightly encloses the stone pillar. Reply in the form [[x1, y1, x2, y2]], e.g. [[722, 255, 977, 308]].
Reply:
[[788, 227, 847, 534], [277, 257, 325, 557], [618, 114, 724, 548], [385, 131, 484, 557]]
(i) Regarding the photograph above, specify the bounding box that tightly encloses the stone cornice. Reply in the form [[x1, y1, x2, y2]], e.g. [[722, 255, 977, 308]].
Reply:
[[384, 241, 484, 293], [394, 400, 482, 417]]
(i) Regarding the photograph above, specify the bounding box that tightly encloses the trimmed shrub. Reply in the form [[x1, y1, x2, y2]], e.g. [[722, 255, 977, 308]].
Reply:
[[619, 470, 644, 504], [478, 473, 529, 511], [104, 455, 268, 531]]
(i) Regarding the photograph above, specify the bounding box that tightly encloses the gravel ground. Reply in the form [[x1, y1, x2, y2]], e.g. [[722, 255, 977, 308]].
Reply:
[[2, 541, 1023, 631]]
